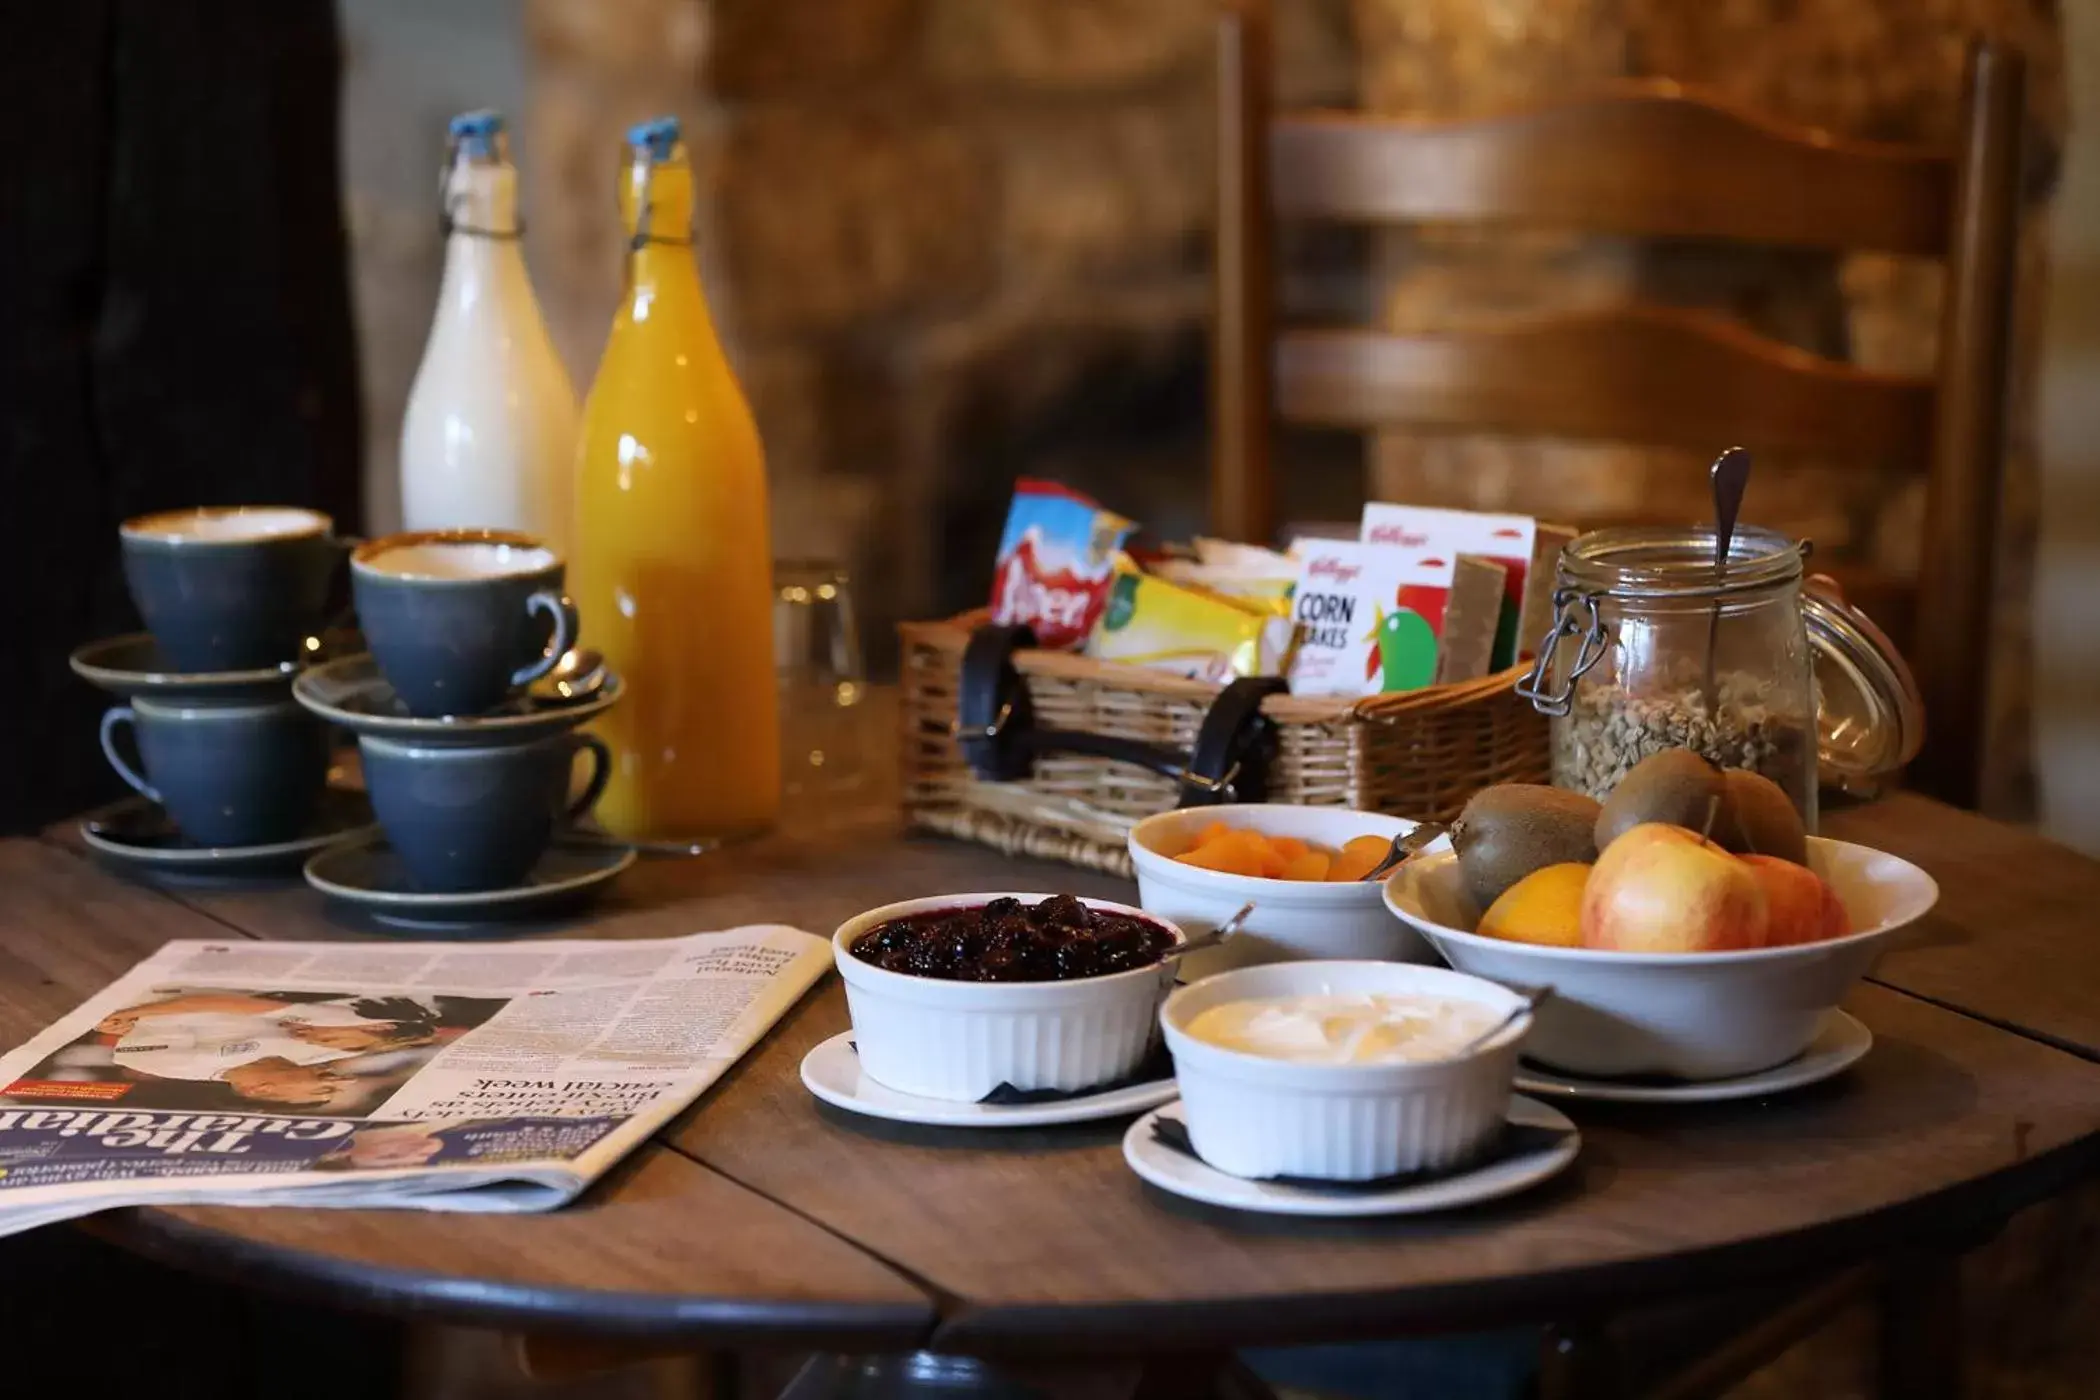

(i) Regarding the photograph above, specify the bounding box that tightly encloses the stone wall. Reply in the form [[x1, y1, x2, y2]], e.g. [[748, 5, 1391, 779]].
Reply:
[[1350, 0, 2065, 815], [522, 0, 1354, 653], [343, 0, 2059, 807]]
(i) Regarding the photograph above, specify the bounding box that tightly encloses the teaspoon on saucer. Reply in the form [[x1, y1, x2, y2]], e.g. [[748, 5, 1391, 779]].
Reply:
[[534, 647, 609, 704]]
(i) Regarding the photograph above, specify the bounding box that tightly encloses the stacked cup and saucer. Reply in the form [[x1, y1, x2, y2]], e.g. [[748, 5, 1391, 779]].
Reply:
[[70, 506, 377, 876], [292, 528, 631, 930]]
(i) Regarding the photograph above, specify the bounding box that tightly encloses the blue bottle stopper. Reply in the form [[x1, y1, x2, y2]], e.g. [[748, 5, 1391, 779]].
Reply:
[[448, 109, 505, 160], [626, 116, 682, 161]]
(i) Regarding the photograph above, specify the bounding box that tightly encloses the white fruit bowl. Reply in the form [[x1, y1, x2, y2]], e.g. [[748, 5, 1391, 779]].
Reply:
[[1160, 960, 1531, 1181], [1381, 837, 1937, 1080], [833, 893, 1184, 1102], [1128, 804, 1438, 980]]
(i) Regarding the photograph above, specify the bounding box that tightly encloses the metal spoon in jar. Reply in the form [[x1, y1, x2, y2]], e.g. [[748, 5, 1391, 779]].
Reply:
[[1703, 446, 1753, 714], [1358, 821, 1450, 883], [1161, 901, 1256, 963]]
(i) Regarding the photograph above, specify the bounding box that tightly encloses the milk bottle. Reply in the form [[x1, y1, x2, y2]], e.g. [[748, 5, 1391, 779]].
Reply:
[[400, 110, 578, 550]]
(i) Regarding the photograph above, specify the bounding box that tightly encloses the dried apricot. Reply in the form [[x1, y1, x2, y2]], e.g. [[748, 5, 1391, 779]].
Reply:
[[1325, 834, 1393, 882], [1175, 828, 1287, 878], [1172, 823, 1407, 881], [1280, 849, 1333, 881]]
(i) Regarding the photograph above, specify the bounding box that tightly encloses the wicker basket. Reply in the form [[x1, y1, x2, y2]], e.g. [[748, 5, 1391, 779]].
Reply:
[[900, 611, 1551, 876]]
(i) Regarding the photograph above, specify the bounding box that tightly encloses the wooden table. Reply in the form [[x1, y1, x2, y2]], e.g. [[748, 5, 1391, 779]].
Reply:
[[1826, 795, 2100, 1060], [12, 792, 2100, 1360]]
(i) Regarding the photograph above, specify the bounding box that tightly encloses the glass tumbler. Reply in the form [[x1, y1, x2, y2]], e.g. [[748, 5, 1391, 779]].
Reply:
[[774, 561, 867, 816]]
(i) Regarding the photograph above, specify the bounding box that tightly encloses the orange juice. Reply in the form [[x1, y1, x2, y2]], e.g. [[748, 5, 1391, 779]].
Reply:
[[572, 117, 779, 840]]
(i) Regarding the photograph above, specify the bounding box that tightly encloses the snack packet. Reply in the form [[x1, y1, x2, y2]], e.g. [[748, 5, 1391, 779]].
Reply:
[[1153, 557, 1298, 615], [988, 480, 1135, 650], [1087, 560, 1294, 683], [1193, 538, 1297, 572]]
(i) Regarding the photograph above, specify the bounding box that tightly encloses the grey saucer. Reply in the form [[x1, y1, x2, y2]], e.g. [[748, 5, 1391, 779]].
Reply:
[[303, 833, 636, 930], [81, 789, 378, 877], [71, 628, 364, 702], [293, 652, 623, 745], [72, 632, 298, 703]]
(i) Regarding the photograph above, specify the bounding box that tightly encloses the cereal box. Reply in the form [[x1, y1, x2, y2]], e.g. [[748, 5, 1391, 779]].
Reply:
[[1360, 505, 1563, 667], [1287, 540, 1502, 696]]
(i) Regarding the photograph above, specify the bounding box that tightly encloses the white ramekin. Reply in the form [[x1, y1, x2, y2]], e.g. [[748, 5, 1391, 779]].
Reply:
[[1382, 836, 1938, 1080], [1160, 960, 1529, 1181], [1128, 804, 1439, 980], [834, 893, 1185, 1102]]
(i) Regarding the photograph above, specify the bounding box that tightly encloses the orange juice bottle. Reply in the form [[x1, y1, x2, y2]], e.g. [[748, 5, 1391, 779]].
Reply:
[[572, 117, 779, 840]]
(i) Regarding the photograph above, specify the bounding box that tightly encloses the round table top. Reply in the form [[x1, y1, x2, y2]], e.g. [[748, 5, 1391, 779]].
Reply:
[[14, 791, 2100, 1354]]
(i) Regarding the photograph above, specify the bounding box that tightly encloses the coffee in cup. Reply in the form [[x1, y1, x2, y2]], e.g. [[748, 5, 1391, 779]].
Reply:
[[358, 730, 612, 891], [99, 696, 331, 848], [120, 506, 346, 672], [351, 530, 577, 717]]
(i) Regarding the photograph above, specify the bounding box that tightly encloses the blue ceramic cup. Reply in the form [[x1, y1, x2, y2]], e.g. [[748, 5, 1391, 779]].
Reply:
[[120, 506, 348, 672], [351, 529, 578, 718], [100, 696, 332, 847], [359, 730, 612, 892]]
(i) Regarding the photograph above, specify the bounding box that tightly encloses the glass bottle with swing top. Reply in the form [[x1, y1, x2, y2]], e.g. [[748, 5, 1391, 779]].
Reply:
[[401, 109, 578, 548], [572, 116, 780, 839]]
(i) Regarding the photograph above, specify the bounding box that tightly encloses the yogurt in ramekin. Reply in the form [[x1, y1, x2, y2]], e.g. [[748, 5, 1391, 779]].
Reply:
[[1183, 990, 1504, 1066], [1161, 961, 1530, 1181]]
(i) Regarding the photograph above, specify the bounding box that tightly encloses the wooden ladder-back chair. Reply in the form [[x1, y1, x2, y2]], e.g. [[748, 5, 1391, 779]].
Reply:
[[1211, 0, 2025, 808]]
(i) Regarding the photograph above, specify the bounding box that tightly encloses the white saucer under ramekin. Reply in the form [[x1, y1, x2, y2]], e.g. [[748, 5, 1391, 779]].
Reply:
[[1122, 1096, 1579, 1218], [800, 1032, 1177, 1127]]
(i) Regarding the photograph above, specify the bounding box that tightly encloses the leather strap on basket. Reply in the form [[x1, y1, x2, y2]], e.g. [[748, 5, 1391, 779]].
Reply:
[[956, 623, 1039, 781], [954, 623, 1285, 807], [1179, 675, 1286, 807]]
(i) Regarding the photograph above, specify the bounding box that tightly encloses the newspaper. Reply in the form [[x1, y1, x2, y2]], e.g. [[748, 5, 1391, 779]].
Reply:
[[0, 926, 831, 1238]]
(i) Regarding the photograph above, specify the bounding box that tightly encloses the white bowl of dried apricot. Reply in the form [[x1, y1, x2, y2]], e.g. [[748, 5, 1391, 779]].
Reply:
[[1128, 805, 1440, 978]]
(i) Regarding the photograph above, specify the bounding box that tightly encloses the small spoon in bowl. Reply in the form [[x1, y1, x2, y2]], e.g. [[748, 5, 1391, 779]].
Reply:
[[1359, 822, 1450, 883], [1161, 901, 1256, 963], [1452, 985, 1556, 1058]]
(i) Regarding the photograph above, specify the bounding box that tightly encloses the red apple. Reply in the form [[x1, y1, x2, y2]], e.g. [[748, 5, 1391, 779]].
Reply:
[[1742, 854, 1849, 945], [1581, 823, 1769, 953], [1821, 886, 1852, 940]]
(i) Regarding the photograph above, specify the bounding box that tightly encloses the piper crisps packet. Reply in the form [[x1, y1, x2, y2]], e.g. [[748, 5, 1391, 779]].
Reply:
[[1285, 539, 1506, 696], [988, 479, 1136, 650]]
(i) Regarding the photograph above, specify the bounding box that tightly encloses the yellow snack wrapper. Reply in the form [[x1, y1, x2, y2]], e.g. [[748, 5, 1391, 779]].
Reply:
[[1086, 562, 1295, 682], [1153, 557, 1297, 616]]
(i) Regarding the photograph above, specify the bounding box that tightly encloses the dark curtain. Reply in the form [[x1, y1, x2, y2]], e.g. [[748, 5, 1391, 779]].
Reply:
[[0, 0, 362, 834], [0, 9, 389, 1384]]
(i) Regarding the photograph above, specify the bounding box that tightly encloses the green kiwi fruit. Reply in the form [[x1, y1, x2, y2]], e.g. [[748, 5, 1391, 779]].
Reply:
[[1716, 767, 1809, 864], [1595, 748, 1726, 850], [1451, 784, 1602, 910]]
